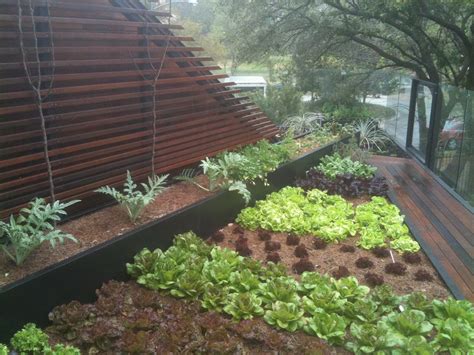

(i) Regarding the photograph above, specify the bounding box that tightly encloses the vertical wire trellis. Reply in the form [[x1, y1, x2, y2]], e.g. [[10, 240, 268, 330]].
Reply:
[[132, 0, 172, 176], [17, 0, 57, 203]]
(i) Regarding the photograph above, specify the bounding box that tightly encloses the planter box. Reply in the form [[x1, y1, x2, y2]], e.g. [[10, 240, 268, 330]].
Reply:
[[0, 137, 348, 341]]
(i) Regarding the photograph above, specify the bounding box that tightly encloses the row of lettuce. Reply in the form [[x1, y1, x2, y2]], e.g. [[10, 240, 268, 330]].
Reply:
[[125, 233, 474, 353], [237, 187, 419, 253]]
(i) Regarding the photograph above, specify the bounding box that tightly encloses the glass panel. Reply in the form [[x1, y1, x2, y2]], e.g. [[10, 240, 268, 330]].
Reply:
[[455, 91, 474, 208], [411, 84, 433, 160], [394, 76, 411, 146], [433, 84, 466, 188]]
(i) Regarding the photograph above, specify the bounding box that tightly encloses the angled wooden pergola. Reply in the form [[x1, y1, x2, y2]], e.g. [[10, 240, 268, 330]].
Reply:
[[0, 0, 278, 218]]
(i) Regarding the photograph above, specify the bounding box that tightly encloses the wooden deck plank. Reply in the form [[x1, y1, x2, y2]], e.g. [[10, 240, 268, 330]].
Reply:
[[371, 156, 474, 301]]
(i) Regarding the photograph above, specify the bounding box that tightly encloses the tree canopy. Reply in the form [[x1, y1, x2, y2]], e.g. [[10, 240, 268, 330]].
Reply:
[[220, 0, 474, 90]]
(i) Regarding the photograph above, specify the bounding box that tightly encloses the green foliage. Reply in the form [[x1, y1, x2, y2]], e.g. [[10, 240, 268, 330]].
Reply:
[[43, 344, 81, 355], [355, 196, 420, 252], [431, 318, 474, 354], [176, 139, 295, 204], [10, 323, 49, 353], [281, 112, 324, 136], [259, 276, 300, 304], [321, 101, 372, 126], [0, 198, 79, 266], [248, 85, 303, 124], [223, 292, 264, 320], [355, 118, 390, 152], [95, 171, 168, 223], [236, 187, 356, 242], [317, 153, 377, 179], [5, 323, 80, 355], [263, 301, 305, 332], [346, 322, 394, 354], [128, 232, 474, 352], [304, 311, 348, 344]]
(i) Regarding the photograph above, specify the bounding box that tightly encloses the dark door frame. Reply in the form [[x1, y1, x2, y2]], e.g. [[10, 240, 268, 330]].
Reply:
[[406, 78, 440, 168]]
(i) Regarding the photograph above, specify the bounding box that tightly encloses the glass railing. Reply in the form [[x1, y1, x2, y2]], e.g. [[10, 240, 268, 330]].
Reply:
[[376, 76, 474, 209]]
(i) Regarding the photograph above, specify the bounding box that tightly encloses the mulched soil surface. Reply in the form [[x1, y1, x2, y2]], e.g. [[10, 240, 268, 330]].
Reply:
[[0, 176, 212, 288], [46, 280, 347, 354], [213, 223, 452, 300]]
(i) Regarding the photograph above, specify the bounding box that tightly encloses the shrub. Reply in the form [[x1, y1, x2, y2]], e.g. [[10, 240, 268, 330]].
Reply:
[[385, 262, 407, 276], [286, 234, 300, 246], [95, 171, 168, 223], [355, 257, 374, 269], [0, 198, 79, 266], [364, 272, 384, 287], [294, 244, 309, 258]]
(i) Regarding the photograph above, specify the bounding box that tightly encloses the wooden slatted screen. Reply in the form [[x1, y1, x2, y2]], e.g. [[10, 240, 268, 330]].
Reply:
[[0, 0, 278, 219]]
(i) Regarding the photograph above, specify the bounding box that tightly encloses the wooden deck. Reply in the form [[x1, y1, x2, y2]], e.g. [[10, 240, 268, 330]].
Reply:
[[370, 155, 474, 301]]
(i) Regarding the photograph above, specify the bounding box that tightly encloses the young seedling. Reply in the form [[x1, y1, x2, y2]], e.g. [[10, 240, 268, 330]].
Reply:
[[95, 171, 168, 223], [0, 198, 79, 266]]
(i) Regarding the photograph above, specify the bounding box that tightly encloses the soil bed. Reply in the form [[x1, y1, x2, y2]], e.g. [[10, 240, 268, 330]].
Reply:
[[0, 137, 335, 288], [213, 209, 451, 300], [0, 176, 212, 287], [46, 280, 346, 354]]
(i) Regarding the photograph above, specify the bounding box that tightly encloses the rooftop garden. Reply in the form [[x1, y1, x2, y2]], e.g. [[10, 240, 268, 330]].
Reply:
[[1, 0, 473, 354]]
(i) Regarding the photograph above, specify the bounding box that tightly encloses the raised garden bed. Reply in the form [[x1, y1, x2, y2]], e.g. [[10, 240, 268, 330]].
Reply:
[[0, 136, 349, 341], [214, 222, 451, 300]]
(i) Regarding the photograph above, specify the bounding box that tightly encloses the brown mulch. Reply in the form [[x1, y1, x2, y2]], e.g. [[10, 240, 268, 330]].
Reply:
[[0, 176, 213, 288], [213, 221, 452, 300]]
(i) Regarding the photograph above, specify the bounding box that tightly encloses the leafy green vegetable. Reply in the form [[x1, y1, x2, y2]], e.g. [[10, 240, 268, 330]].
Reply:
[[302, 284, 347, 315], [403, 292, 433, 315], [332, 276, 370, 303], [431, 318, 474, 354], [264, 301, 305, 332], [344, 299, 380, 324], [0, 344, 7, 355], [431, 298, 474, 328], [229, 269, 260, 293], [223, 292, 264, 320], [0, 198, 79, 266], [236, 187, 356, 242], [201, 284, 229, 312], [356, 196, 419, 252], [259, 276, 300, 305], [317, 153, 377, 179], [126, 248, 162, 278], [176, 138, 295, 203], [95, 171, 168, 223], [298, 271, 331, 294], [10, 323, 49, 353], [137, 256, 184, 290], [170, 270, 207, 298], [390, 235, 421, 253], [43, 344, 82, 355], [304, 311, 348, 345], [346, 322, 394, 354], [382, 310, 433, 345]]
